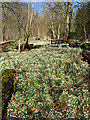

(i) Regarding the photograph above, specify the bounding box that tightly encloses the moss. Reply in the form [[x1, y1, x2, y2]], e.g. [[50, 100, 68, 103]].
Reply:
[[2, 69, 16, 119]]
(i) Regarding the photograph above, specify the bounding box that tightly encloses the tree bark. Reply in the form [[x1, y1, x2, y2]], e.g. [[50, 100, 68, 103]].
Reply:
[[57, 23, 60, 39], [2, 23, 5, 41], [22, 1, 35, 50], [52, 26, 56, 39], [18, 39, 21, 52], [65, 15, 69, 39], [84, 25, 87, 40], [37, 25, 40, 38], [68, 3, 72, 39], [52, 13, 56, 39], [65, 2, 72, 39]]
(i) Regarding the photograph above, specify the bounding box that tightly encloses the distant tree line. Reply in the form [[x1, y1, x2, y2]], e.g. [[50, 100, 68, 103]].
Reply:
[[1, 1, 90, 41], [75, 2, 90, 40]]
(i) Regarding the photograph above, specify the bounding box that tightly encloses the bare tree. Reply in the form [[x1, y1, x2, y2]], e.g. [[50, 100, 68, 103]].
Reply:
[[53, 1, 73, 39], [22, 1, 35, 50], [2, 2, 27, 41], [75, 2, 89, 40]]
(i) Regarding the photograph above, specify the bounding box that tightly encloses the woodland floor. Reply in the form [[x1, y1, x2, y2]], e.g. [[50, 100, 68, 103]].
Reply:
[[1, 40, 90, 119]]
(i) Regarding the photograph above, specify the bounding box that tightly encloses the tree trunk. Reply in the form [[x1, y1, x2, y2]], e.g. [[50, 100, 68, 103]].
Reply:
[[3, 23, 5, 41], [65, 15, 69, 39], [58, 20, 61, 39], [57, 25, 60, 39], [22, 1, 35, 50], [26, 1, 35, 44], [65, 1, 72, 40], [68, 2, 72, 39], [18, 27, 21, 52], [0, 3, 3, 42], [18, 39, 21, 52], [51, 12, 56, 39], [52, 28, 56, 39], [65, 5, 69, 39], [22, 33, 27, 50], [84, 25, 87, 40], [37, 26, 40, 38], [52, 21, 56, 39]]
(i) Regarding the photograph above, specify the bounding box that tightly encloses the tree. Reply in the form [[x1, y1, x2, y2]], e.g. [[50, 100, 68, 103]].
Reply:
[[86, 1, 90, 40], [22, 1, 35, 50], [75, 2, 89, 40], [46, 1, 73, 39], [2, 2, 27, 41], [46, 2, 62, 39], [53, 1, 73, 39]]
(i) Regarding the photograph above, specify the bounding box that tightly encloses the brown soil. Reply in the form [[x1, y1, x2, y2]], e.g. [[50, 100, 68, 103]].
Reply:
[[0, 43, 13, 52], [35, 38, 41, 40], [0, 42, 43, 53], [15, 44, 43, 52], [82, 50, 90, 64], [68, 41, 78, 47]]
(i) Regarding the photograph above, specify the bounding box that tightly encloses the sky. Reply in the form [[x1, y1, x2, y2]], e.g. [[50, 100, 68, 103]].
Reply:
[[23, 0, 90, 2], [0, 0, 89, 2]]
